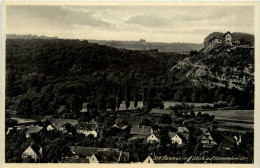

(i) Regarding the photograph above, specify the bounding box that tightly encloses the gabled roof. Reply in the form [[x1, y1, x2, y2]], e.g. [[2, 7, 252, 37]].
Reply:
[[168, 131, 178, 138], [150, 109, 174, 115], [26, 126, 43, 134], [224, 31, 232, 36], [88, 119, 97, 125], [220, 135, 236, 148], [130, 125, 152, 136], [24, 144, 42, 155], [96, 150, 121, 163], [70, 146, 99, 157]]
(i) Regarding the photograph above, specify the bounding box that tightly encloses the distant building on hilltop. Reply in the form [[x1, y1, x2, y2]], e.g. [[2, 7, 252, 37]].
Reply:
[[139, 39, 146, 42], [203, 31, 233, 53]]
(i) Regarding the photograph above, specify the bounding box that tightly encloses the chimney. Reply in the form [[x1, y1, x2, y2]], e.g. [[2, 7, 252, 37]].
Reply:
[[143, 126, 145, 129]]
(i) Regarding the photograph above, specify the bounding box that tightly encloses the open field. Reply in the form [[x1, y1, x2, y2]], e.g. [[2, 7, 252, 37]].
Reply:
[[200, 110, 254, 130]]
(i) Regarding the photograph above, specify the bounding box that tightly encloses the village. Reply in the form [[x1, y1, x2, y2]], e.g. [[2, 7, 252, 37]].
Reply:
[[6, 101, 252, 163]]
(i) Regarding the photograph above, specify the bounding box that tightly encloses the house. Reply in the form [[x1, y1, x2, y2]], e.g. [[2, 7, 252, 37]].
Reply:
[[46, 124, 54, 131], [169, 131, 189, 145], [61, 154, 99, 163], [219, 134, 237, 150], [177, 126, 189, 133], [113, 120, 128, 130], [130, 125, 153, 138], [88, 119, 98, 129], [70, 146, 99, 158], [146, 132, 160, 144], [77, 122, 98, 138], [80, 102, 88, 113], [22, 145, 42, 162], [204, 31, 233, 53], [149, 108, 175, 116], [200, 132, 217, 148], [50, 118, 78, 131], [143, 155, 154, 164], [143, 155, 179, 163], [26, 125, 43, 138], [169, 132, 183, 145], [68, 146, 129, 163]]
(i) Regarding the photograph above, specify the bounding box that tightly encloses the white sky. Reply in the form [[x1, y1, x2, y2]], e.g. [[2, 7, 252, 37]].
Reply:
[[6, 5, 254, 43]]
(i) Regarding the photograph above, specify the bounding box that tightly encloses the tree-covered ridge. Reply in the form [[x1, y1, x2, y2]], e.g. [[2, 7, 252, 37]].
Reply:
[[6, 38, 254, 117]]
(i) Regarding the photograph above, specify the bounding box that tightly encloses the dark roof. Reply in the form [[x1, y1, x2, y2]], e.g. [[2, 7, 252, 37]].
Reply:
[[88, 119, 97, 125], [130, 125, 152, 136], [224, 31, 232, 36], [30, 144, 42, 155], [168, 131, 178, 138], [96, 150, 121, 163], [128, 135, 146, 142], [70, 146, 99, 157], [150, 109, 173, 115], [220, 135, 236, 148], [179, 132, 190, 141], [114, 120, 128, 128], [77, 122, 96, 131], [26, 126, 43, 134], [41, 115, 54, 122], [61, 157, 90, 163], [208, 36, 225, 43]]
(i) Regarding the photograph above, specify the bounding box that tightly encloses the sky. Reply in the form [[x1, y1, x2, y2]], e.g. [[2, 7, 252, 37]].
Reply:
[[6, 5, 254, 43]]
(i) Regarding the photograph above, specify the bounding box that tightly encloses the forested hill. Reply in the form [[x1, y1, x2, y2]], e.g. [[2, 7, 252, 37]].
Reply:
[[6, 38, 254, 116]]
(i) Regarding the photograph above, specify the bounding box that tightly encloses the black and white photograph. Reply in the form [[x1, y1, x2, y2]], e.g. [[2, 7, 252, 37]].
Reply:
[[2, 2, 259, 165]]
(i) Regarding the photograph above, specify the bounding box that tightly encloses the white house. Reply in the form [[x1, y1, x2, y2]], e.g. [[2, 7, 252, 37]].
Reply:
[[169, 132, 183, 145], [143, 155, 154, 164], [177, 126, 189, 133], [147, 133, 160, 144], [46, 124, 54, 131], [87, 154, 99, 163], [77, 129, 98, 138], [77, 122, 98, 138], [22, 146, 42, 162]]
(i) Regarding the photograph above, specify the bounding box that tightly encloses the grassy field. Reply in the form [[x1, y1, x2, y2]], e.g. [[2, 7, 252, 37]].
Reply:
[[200, 110, 254, 130]]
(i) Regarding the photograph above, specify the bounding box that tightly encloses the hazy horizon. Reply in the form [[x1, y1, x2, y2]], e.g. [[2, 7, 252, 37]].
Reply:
[[6, 5, 254, 43]]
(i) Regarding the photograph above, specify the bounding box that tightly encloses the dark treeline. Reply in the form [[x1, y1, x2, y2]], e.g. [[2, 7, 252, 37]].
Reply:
[[6, 39, 254, 117]]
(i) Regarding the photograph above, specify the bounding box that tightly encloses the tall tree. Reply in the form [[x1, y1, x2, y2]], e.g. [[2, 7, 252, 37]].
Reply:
[[125, 86, 130, 110], [116, 87, 122, 110], [133, 87, 138, 109]]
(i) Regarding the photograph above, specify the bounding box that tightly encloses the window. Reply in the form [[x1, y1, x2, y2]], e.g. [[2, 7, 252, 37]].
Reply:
[[148, 159, 150, 163]]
